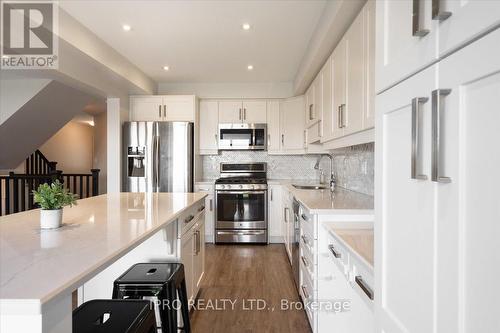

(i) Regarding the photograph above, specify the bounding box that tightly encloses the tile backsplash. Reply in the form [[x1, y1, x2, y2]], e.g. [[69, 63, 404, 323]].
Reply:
[[201, 142, 374, 196]]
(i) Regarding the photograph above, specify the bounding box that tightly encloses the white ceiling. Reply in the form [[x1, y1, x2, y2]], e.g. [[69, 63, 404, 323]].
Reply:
[[59, 0, 327, 84]]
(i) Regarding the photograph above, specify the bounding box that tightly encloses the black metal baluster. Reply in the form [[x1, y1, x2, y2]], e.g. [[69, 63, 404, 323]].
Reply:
[[86, 176, 90, 198]]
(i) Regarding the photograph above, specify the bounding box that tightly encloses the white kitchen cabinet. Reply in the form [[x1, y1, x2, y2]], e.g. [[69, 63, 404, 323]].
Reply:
[[375, 28, 500, 333], [305, 74, 322, 128], [218, 100, 242, 123], [375, 0, 438, 93], [266, 100, 281, 154], [438, 0, 500, 57], [193, 219, 205, 292], [268, 184, 283, 243], [199, 100, 219, 154], [180, 229, 195, 302], [331, 38, 346, 140], [320, 56, 333, 143], [218, 99, 266, 123], [194, 184, 215, 243], [281, 96, 306, 154], [129, 96, 163, 121], [305, 83, 314, 127], [344, 8, 365, 136], [242, 100, 267, 123], [130, 95, 196, 122], [282, 188, 293, 262], [363, 0, 375, 129]]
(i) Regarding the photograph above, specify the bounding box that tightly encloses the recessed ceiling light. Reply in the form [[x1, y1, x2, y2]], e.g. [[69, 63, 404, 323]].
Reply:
[[242, 23, 251, 30], [163, 66, 170, 71], [122, 24, 131, 31], [247, 65, 254, 70]]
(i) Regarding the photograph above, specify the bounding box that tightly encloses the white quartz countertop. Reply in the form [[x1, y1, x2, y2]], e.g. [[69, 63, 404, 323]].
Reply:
[[271, 180, 374, 214], [0, 192, 206, 303]]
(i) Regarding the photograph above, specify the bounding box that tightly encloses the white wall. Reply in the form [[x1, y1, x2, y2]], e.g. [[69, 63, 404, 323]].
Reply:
[[157, 82, 294, 99]]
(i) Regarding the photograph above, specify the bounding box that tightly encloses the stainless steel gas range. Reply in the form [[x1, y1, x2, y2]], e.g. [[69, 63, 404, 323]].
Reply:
[[215, 163, 268, 244]]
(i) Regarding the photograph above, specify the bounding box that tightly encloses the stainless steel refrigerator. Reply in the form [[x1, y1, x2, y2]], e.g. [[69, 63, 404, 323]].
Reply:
[[123, 121, 194, 193]]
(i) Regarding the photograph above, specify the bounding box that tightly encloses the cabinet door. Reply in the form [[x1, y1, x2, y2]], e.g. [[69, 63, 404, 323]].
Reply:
[[321, 56, 333, 142], [130, 96, 163, 121], [163, 96, 195, 122], [439, 0, 500, 57], [282, 194, 292, 262], [437, 29, 500, 333], [268, 185, 283, 242], [180, 231, 194, 302], [305, 84, 315, 126], [375, 64, 437, 333], [218, 100, 242, 123], [281, 96, 306, 153], [363, 0, 375, 129], [199, 100, 219, 153], [313, 73, 322, 125], [376, 0, 437, 93], [266, 101, 281, 154], [193, 220, 205, 292], [344, 10, 365, 136], [332, 39, 346, 139], [242, 100, 266, 123]]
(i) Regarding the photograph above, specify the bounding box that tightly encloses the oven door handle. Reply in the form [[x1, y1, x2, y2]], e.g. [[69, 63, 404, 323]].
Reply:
[[216, 191, 267, 195]]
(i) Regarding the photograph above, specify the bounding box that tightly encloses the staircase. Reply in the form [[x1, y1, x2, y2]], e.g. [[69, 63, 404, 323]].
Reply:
[[0, 150, 100, 216]]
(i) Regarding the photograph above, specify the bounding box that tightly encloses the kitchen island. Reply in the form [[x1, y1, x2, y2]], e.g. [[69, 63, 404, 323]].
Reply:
[[0, 192, 206, 333]]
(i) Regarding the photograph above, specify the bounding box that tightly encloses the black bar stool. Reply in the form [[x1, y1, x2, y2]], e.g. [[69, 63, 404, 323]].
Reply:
[[73, 299, 156, 333], [112, 263, 191, 333]]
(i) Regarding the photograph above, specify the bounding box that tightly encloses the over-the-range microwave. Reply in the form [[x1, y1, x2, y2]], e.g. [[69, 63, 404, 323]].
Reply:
[[218, 123, 267, 151]]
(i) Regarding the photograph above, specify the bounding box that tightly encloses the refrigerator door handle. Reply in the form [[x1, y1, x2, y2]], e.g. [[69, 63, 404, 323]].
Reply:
[[155, 135, 160, 191]]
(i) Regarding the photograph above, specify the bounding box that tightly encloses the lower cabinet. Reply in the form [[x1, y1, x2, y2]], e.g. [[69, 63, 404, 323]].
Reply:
[[179, 207, 206, 305], [268, 184, 283, 243], [194, 183, 215, 243]]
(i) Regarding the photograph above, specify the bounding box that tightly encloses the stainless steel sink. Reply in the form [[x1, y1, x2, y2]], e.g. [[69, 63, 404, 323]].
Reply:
[[292, 184, 328, 190]]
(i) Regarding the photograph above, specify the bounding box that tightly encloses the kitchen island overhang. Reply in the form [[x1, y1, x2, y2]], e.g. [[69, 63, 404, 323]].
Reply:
[[0, 192, 206, 333]]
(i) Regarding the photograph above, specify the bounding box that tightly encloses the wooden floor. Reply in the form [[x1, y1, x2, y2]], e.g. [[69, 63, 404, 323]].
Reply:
[[190, 244, 312, 333]]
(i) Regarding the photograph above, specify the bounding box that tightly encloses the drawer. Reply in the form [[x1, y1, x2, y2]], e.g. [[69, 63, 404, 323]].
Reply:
[[300, 231, 315, 262], [178, 201, 205, 237], [300, 243, 315, 287], [299, 207, 316, 239], [194, 184, 214, 193], [349, 251, 374, 307], [300, 264, 316, 327], [326, 233, 350, 277]]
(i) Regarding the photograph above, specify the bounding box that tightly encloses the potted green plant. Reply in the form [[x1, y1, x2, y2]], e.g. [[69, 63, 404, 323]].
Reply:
[[33, 180, 78, 229]]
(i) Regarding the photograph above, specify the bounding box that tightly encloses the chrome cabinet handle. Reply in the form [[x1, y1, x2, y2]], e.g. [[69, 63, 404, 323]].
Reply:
[[328, 244, 341, 258], [239, 108, 242, 120], [301, 285, 310, 299], [301, 255, 309, 267], [309, 104, 314, 120], [301, 235, 309, 245], [340, 104, 346, 128], [411, 97, 429, 180], [209, 199, 213, 211], [412, 0, 430, 37], [432, 0, 451, 21], [270, 188, 273, 201], [185, 215, 194, 224], [243, 108, 247, 120], [158, 105, 161, 118], [431, 89, 452, 183], [163, 105, 166, 118], [267, 134, 271, 147], [281, 134, 284, 146], [284, 207, 289, 223], [355, 276, 374, 300], [301, 213, 309, 222], [338, 106, 342, 128]]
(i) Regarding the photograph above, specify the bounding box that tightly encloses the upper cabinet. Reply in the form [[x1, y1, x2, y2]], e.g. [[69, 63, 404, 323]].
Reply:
[[130, 95, 196, 122], [267, 96, 306, 155], [376, 0, 500, 93], [199, 100, 219, 154], [266, 100, 281, 154], [218, 99, 266, 124]]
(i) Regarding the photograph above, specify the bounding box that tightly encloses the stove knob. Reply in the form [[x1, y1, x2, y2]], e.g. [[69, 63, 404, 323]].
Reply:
[[222, 185, 227, 189], [239, 185, 243, 189], [251, 185, 255, 189]]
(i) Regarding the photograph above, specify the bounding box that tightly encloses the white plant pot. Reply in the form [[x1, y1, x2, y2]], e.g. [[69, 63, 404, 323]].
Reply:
[[40, 209, 63, 229]]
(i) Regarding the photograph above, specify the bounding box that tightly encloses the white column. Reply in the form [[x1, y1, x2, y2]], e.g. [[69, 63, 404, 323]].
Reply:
[[106, 98, 121, 193]]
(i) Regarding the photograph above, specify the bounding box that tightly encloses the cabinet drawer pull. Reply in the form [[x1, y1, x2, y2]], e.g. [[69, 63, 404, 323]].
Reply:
[[328, 244, 341, 258], [158, 105, 161, 118], [301, 285, 310, 299], [243, 108, 247, 120], [163, 105, 166, 118], [184, 215, 194, 224], [198, 206, 205, 212], [239, 108, 242, 120], [301, 255, 309, 267], [355, 276, 374, 300], [209, 199, 213, 211], [301, 213, 309, 222], [301, 235, 309, 245], [309, 104, 314, 120], [412, 0, 430, 37], [411, 97, 429, 180], [281, 134, 284, 146], [432, 0, 451, 21], [431, 89, 452, 183], [284, 207, 289, 223]]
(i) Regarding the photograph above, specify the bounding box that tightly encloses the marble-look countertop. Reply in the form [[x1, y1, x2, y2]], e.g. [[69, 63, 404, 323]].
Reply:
[[322, 221, 374, 269], [0, 192, 206, 303], [270, 179, 374, 214]]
